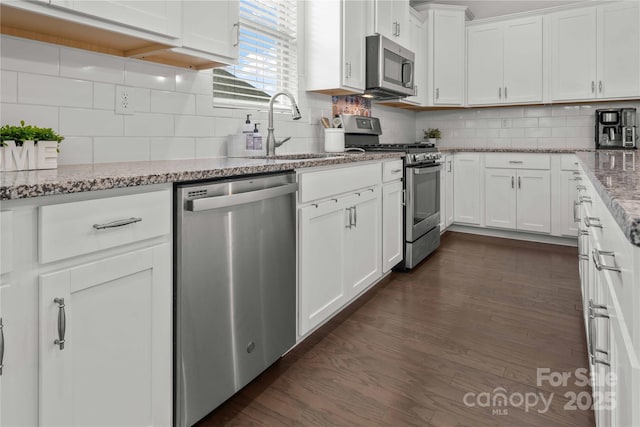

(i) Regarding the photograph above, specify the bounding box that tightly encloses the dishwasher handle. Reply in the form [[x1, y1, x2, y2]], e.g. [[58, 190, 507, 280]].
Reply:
[[186, 182, 298, 212]]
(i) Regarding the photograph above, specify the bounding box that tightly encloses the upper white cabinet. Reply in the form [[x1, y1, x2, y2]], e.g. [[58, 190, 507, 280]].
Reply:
[[427, 6, 467, 106], [551, 2, 640, 101], [180, 0, 239, 61], [51, 1, 181, 38], [468, 16, 543, 105], [400, 8, 427, 106], [306, 0, 372, 94], [374, 0, 411, 48]]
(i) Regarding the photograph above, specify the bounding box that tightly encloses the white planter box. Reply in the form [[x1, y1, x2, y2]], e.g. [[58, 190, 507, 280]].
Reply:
[[0, 141, 58, 172]]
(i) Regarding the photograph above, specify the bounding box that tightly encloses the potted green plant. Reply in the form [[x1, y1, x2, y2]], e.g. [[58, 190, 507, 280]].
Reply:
[[423, 128, 441, 145], [0, 121, 64, 171]]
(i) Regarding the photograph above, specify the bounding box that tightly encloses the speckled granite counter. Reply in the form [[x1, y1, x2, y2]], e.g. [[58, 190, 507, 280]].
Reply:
[[439, 148, 592, 153], [0, 152, 403, 201], [575, 150, 640, 247]]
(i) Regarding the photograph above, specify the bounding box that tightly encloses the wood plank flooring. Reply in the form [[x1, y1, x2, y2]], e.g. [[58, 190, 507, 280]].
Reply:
[[198, 232, 595, 427]]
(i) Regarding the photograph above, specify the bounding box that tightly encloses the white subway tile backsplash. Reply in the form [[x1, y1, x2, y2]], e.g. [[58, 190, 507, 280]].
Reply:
[[125, 60, 175, 91], [512, 118, 538, 128], [475, 128, 501, 138], [196, 94, 216, 116], [565, 116, 592, 126], [1, 70, 17, 103], [2, 103, 59, 128], [511, 137, 537, 148], [150, 137, 196, 160], [565, 137, 592, 149], [94, 83, 115, 110], [132, 88, 151, 113], [1, 36, 59, 75], [525, 127, 551, 138], [93, 137, 150, 163], [60, 48, 125, 84], [61, 108, 123, 136], [124, 113, 174, 137], [524, 106, 552, 117], [57, 137, 93, 165], [552, 105, 582, 116], [19, 74, 92, 108], [552, 127, 580, 138], [499, 128, 525, 138], [486, 138, 512, 149], [537, 137, 565, 149], [453, 129, 476, 138], [196, 137, 227, 158], [538, 117, 566, 127], [150, 90, 196, 115], [176, 70, 213, 95], [176, 115, 215, 137]]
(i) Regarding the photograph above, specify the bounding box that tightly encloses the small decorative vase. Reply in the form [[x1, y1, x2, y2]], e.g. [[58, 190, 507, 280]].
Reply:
[[0, 141, 58, 172]]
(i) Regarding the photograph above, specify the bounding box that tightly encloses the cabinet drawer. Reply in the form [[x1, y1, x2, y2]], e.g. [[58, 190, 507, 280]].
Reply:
[[485, 153, 550, 169], [382, 159, 404, 182], [299, 163, 381, 203], [39, 190, 170, 263], [0, 211, 13, 274], [560, 154, 579, 170]]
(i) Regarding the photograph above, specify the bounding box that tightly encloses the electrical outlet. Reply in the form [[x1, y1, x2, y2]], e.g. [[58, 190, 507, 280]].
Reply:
[[115, 86, 134, 115]]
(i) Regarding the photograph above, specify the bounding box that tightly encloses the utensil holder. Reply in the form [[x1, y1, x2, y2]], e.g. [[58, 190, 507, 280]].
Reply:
[[324, 128, 345, 152]]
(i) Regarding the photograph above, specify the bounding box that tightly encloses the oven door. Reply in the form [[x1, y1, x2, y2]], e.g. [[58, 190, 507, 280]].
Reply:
[[406, 163, 441, 242]]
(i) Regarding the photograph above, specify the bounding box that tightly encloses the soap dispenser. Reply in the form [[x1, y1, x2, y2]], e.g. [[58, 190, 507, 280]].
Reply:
[[252, 123, 263, 150], [243, 114, 253, 149]]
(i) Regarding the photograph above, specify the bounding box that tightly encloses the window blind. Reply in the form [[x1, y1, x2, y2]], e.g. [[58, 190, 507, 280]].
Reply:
[[213, 0, 298, 107]]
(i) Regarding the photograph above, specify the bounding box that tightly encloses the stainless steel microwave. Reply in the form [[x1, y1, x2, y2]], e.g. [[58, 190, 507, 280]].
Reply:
[[365, 34, 415, 99]]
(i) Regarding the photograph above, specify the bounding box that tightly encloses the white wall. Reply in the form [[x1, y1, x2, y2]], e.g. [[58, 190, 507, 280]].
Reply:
[[415, 102, 640, 150], [0, 35, 416, 165]]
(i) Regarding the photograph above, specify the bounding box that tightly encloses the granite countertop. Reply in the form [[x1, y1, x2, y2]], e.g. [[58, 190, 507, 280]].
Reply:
[[575, 150, 640, 247], [439, 148, 592, 153], [0, 152, 403, 201]]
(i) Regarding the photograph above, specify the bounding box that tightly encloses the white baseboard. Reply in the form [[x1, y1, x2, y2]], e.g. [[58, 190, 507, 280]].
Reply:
[[446, 224, 578, 247]]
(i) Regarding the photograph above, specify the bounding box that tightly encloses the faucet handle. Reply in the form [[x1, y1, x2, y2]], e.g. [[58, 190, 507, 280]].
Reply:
[[279, 137, 291, 145]]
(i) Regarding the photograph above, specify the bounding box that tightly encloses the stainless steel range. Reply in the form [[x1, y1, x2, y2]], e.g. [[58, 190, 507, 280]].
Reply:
[[342, 115, 442, 269]]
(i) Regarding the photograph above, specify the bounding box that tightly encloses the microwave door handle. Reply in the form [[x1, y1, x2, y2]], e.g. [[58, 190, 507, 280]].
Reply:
[[402, 61, 413, 89]]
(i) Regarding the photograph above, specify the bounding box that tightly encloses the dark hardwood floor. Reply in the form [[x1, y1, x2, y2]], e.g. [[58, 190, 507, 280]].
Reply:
[[198, 232, 595, 426]]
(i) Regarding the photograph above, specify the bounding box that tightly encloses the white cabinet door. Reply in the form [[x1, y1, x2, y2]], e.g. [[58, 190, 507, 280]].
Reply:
[[467, 23, 503, 105], [454, 153, 481, 225], [550, 7, 597, 101], [298, 200, 347, 336], [560, 171, 580, 237], [345, 189, 381, 298], [403, 11, 426, 105], [485, 169, 517, 230], [39, 244, 172, 427], [445, 157, 454, 227], [374, 0, 410, 47], [0, 282, 38, 427], [597, 1, 640, 99], [393, 0, 411, 48], [516, 170, 551, 233], [503, 16, 543, 104], [383, 181, 403, 272], [343, 0, 369, 91], [55, 1, 181, 38], [439, 158, 447, 232], [433, 9, 465, 105], [181, 0, 239, 60]]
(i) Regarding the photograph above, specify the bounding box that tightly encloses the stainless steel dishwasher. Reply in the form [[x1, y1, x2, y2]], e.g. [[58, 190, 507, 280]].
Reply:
[[175, 172, 297, 427]]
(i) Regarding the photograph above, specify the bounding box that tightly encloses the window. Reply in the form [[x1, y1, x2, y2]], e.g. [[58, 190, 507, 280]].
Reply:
[[213, 0, 298, 108]]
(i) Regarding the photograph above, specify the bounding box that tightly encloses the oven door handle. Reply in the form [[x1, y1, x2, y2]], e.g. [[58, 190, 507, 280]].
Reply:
[[411, 164, 443, 175]]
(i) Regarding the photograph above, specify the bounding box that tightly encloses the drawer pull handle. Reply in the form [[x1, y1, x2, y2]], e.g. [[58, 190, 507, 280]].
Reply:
[[93, 217, 142, 230], [592, 249, 621, 273], [391, 169, 402, 173], [576, 185, 587, 192], [579, 196, 592, 204], [508, 161, 523, 164], [0, 317, 4, 375], [54, 298, 66, 350], [573, 201, 580, 222], [584, 217, 602, 229]]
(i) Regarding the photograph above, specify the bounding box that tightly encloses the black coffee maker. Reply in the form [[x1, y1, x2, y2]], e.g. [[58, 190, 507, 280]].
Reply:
[[595, 108, 637, 149]]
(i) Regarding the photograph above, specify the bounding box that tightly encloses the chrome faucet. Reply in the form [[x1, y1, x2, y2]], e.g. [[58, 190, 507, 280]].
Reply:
[[266, 90, 302, 156]]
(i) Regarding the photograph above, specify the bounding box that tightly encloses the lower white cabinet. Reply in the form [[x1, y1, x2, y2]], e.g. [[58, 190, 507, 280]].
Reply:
[[439, 154, 454, 232], [453, 153, 481, 225], [298, 186, 381, 336], [485, 168, 550, 233], [559, 170, 581, 237], [382, 180, 403, 272], [39, 244, 172, 427]]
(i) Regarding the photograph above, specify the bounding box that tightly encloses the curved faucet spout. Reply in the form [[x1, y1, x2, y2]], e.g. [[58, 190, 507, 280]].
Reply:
[[266, 90, 302, 156]]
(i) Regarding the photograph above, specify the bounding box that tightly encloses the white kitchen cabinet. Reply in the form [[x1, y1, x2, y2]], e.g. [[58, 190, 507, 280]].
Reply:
[[180, 0, 239, 61], [374, 0, 410, 48], [430, 7, 466, 106], [468, 16, 543, 105], [551, 2, 640, 101], [439, 154, 454, 232], [39, 244, 172, 427], [485, 169, 517, 230], [400, 8, 427, 106], [453, 153, 481, 225], [306, 0, 372, 94], [383, 180, 403, 272], [344, 189, 382, 297], [0, 211, 12, 275], [559, 170, 580, 237], [516, 170, 551, 233], [51, 0, 181, 39]]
